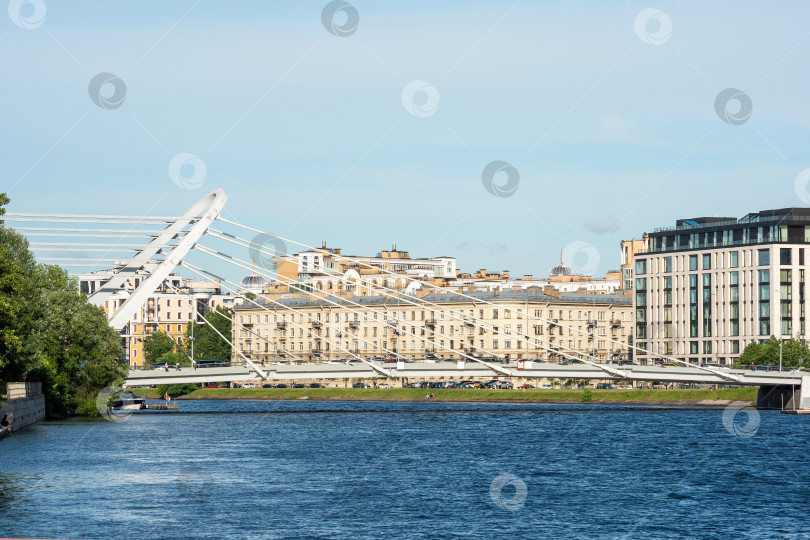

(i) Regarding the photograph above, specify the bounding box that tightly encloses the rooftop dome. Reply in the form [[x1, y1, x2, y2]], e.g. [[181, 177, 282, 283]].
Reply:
[[549, 263, 573, 277], [549, 250, 573, 277], [240, 274, 267, 291]]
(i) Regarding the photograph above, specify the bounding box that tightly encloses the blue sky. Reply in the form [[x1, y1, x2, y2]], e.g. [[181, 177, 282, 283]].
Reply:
[[3, 1, 810, 282]]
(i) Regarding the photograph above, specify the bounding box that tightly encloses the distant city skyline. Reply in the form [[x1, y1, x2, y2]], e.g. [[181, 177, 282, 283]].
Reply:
[[4, 2, 810, 282]]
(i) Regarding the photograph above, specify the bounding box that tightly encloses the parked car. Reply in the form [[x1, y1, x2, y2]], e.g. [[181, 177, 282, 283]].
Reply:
[[309, 383, 323, 388], [596, 383, 614, 390], [520, 384, 535, 389], [352, 382, 368, 388], [206, 384, 222, 388], [377, 384, 392, 388], [262, 384, 274, 388], [291, 383, 305, 388], [276, 383, 288, 388], [618, 361, 637, 366], [241, 384, 258, 388]]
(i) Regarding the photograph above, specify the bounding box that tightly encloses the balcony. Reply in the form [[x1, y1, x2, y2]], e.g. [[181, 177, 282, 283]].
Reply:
[[587, 320, 597, 329], [348, 320, 359, 328], [611, 320, 622, 328], [424, 318, 436, 328], [311, 321, 322, 329], [276, 321, 287, 329]]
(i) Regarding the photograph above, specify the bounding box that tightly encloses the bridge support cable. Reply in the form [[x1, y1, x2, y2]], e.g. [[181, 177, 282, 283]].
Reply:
[[27, 247, 140, 253], [12, 226, 171, 234], [162, 281, 270, 381], [181, 261, 396, 378], [88, 189, 228, 331], [3, 217, 180, 226], [29, 242, 149, 248], [194, 244, 513, 377], [214, 219, 741, 382], [204, 230, 629, 378], [5, 212, 182, 220]]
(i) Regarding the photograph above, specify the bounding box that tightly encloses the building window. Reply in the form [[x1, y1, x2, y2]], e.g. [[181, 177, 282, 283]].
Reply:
[[730, 251, 739, 268], [702, 254, 711, 270], [703, 341, 712, 354], [635, 259, 647, 275], [731, 340, 740, 354], [689, 255, 698, 271], [780, 248, 792, 265], [664, 256, 672, 273], [758, 249, 770, 266]]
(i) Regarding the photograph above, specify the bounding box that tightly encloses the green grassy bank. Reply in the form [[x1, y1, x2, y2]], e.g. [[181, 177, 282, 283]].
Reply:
[[131, 387, 757, 405]]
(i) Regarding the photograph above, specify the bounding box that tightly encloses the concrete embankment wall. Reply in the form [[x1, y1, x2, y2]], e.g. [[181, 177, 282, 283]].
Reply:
[[0, 382, 46, 439]]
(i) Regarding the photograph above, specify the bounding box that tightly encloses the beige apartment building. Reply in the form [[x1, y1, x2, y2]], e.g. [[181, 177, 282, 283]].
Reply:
[[231, 290, 633, 364]]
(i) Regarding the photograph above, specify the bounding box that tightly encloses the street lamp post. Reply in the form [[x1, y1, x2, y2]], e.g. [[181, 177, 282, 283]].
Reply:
[[775, 286, 788, 372]]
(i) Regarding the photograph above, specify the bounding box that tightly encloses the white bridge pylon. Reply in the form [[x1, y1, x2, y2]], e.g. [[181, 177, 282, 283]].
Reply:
[[87, 188, 228, 331]]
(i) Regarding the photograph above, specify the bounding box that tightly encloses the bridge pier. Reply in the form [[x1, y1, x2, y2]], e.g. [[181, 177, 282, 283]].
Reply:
[[757, 376, 810, 410]]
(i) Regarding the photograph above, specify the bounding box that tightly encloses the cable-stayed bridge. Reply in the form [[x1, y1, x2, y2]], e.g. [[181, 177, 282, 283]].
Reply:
[[6, 189, 810, 411]]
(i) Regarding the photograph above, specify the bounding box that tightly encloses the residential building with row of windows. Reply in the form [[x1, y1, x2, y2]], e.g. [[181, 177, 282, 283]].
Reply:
[[630, 208, 810, 365], [266, 242, 626, 298], [79, 265, 236, 367], [231, 290, 633, 364]]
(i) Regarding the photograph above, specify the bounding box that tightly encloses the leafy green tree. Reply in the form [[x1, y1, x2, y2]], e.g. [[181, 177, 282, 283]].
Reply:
[[143, 331, 176, 364], [156, 351, 188, 366], [739, 336, 810, 368], [32, 291, 126, 416], [157, 383, 197, 398], [0, 194, 125, 416], [183, 306, 232, 362]]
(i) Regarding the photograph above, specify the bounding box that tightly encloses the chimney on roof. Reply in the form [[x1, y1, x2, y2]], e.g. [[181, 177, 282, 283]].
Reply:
[[321, 240, 326, 249]]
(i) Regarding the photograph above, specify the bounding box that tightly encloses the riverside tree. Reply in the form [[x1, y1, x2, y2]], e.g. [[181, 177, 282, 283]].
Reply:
[[739, 336, 810, 369], [143, 330, 176, 364], [0, 193, 126, 416], [183, 305, 232, 362]]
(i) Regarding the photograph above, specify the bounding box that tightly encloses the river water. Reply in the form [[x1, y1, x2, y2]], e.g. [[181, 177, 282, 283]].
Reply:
[[0, 399, 808, 539]]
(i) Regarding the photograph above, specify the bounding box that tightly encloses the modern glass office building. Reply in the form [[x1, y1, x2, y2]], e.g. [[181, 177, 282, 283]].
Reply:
[[631, 208, 810, 365]]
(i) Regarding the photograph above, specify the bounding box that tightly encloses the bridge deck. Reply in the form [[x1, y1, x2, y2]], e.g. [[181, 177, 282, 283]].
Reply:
[[124, 362, 808, 387]]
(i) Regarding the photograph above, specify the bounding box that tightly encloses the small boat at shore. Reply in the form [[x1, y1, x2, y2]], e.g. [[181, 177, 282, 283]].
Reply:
[[113, 394, 146, 410]]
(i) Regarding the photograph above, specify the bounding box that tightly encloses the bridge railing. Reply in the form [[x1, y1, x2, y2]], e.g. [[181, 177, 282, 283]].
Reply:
[[135, 362, 237, 371]]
